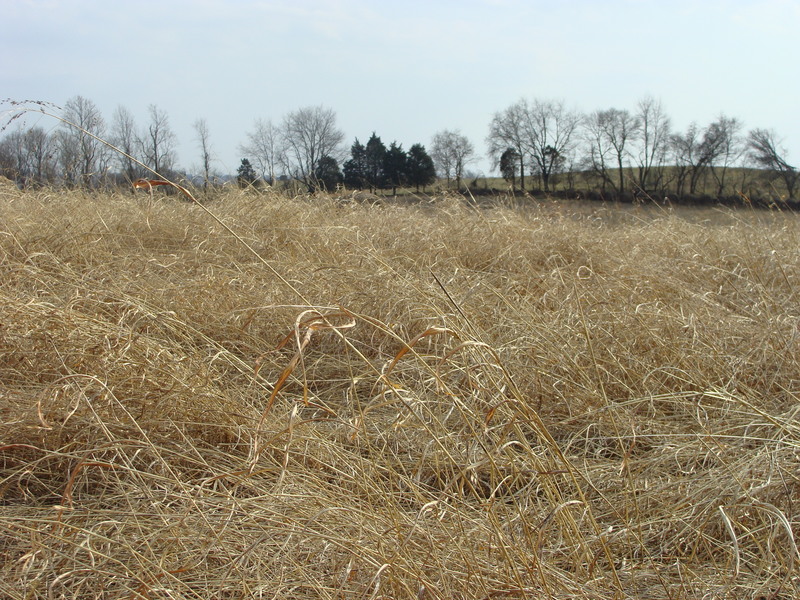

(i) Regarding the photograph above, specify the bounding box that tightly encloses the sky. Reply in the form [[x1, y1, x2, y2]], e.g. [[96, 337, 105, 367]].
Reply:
[[2, 0, 799, 177]]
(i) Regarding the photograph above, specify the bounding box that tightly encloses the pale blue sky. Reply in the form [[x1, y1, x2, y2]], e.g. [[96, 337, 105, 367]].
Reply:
[[2, 0, 798, 176]]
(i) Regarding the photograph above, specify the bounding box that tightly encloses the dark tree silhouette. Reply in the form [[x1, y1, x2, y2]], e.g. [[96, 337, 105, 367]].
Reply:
[[343, 138, 368, 189], [383, 142, 407, 195], [237, 158, 257, 188], [314, 155, 343, 191], [364, 133, 386, 191], [499, 147, 520, 190], [405, 143, 436, 192]]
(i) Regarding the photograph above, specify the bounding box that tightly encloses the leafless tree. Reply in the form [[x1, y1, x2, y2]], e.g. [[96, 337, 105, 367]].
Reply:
[[583, 108, 639, 196], [110, 105, 141, 183], [431, 129, 475, 190], [281, 106, 344, 193], [582, 112, 614, 194], [59, 95, 108, 188], [672, 116, 743, 197], [670, 123, 702, 196], [748, 128, 797, 200], [632, 96, 671, 193], [23, 127, 53, 186], [139, 104, 177, 176], [0, 129, 27, 183], [487, 100, 529, 191], [706, 115, 743, 196], [54, 130, 79, 188], [240, 118, 282, 186], [193, 118, 213, 192], [523, 100, 580, 192], [0, 133, 16, 180]]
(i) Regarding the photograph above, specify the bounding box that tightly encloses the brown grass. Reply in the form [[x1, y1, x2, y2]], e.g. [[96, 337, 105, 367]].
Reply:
[[1, 185, 798, 599]]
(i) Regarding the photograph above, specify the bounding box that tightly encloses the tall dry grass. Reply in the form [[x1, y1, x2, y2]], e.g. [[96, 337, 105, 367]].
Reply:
[[1, 185, 798, 599]]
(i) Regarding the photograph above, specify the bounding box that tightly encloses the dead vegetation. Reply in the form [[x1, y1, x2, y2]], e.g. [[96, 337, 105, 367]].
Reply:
[[1, 186, 798, 599]]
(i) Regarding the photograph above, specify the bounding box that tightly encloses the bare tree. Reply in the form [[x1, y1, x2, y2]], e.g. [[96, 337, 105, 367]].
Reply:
[[670, 123, 702, 196], [431, 129, 475, 190], [582, 112, 615, 194], [706, 115, 743, 197], [522, 99, 580, 193], [240, 118, 282, 186], [59, 95, 108, 188], [54, 129, 79, 188], [0, 129, 28, 184], [748, 128, 797, 200], [110, 105, 141, 183], [139, 104, 177, 176], [0, 136, 14, 181], [671, 117, 743, 197], [583, 108, 639, 196], [23, 127, 53, 186], [281, 106, 344, 193], [193, 118, 213, 192], [632, 96, 671, 193], [487, 100, 529, 191]]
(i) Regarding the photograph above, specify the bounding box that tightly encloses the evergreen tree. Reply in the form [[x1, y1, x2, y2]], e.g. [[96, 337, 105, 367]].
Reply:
[[364, 132, 386, 191], [237, 158, 258, 187], [406, 143, 437, 192], [383, 142, 407, 195], [343, 138, 367, 189], [500, 147, 520, 190], [314, 155, 343, 191]]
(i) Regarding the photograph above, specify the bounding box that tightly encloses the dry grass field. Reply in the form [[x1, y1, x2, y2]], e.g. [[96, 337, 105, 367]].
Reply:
[[1, 185, 798, 599]]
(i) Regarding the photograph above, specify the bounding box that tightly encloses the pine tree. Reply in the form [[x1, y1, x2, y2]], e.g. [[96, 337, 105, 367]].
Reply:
[[406, 143, 437, 192], [364, 133, 386, 191], [237, 158, 257, 188], [500, 147, 520, 190], [383, 142, 407, 195], [343, 138, 367, 189], [314, 155, 343, 191]]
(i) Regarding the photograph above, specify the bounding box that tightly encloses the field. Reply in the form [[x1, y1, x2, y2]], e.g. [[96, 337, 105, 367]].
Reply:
[[1, 185, 798, 599]]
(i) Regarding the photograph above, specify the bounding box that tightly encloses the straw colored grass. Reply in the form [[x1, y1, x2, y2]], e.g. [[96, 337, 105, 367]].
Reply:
[[1, 186, 798, 599]]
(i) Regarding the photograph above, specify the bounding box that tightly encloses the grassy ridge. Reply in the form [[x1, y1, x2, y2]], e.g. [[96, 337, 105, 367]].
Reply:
[[1, 186, 798, 599]]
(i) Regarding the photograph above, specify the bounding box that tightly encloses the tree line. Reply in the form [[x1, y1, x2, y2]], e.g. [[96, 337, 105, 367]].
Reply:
[[1, 95, 797, 201], [487, 96, 797, 201], [0, 98, 185, 189], [236, 109, 441, 194]]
